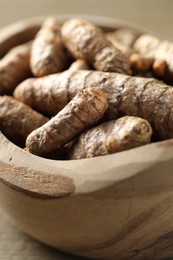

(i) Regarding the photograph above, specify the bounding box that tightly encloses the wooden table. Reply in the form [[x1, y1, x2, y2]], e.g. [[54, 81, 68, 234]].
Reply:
[[0, 210, 81, 260]]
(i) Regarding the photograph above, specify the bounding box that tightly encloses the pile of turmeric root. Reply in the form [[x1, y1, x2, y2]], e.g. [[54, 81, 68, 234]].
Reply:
[[0, 17, 173, 160]]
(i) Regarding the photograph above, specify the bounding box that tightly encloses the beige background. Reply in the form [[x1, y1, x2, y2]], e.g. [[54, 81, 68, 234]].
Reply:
[[0, 0, 173, 40], [0, 0, 173, 259]]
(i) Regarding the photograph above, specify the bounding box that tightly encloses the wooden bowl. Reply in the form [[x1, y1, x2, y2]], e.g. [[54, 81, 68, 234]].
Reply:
[[1, 16, 173, 260]]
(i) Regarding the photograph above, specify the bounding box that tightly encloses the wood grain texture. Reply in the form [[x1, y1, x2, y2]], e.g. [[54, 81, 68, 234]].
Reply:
[[0, 210, 80, 260], [1, 131, 173, 259], [1, 16, 173, 259], [0, 160, 75, 199]]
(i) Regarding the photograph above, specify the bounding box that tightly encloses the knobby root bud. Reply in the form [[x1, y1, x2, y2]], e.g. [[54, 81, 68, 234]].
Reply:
[[152, 59, 167, 77], [129, 53, 153, 72], [69, 116, 152, 159], [134, 34, 173, 81], [68, 59, 90, 71]]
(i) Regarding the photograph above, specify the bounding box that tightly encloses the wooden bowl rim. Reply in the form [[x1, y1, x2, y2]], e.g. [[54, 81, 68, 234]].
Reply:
[[0, 15, 173, 199]]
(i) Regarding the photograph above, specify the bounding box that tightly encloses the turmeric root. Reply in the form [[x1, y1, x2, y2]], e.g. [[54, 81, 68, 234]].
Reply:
[[30, 17, 67, 77], [14, 72, 70, 115], [134, 71, 155, 79], [0, 42, 31, 94], [134, 34, 173, 81], [129, 53, 153, 72], [69, 116, 152, 159], [14, 70, 173, 140], [106, 27, 140, 55], [61, 18, 131, 74], [42, 140, 75, 160], [0, 96, 48, 144], [68, 59, 90, 71], [152, 59, 167, 77], [26, 88, 108, 155]]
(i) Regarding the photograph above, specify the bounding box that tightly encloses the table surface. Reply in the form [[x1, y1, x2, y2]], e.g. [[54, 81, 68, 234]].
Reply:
[[0, 1, 173, 259]]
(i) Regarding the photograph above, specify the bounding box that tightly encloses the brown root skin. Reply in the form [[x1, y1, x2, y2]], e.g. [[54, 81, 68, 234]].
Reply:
[[14, 70, 173, 140], [30, 17, 67, 77], [134, 71, 155, 78], [26, 88, 108, 155], [61, 18, 131, 74], [129, 53, 154, 73], [68, 59, 90, 71], [134, 34, 173, 82], [106, 27, 141, 56], [14, 71, 72, 116], [14, 60, 90, 116], [0, 42, 31, 95], [105, 36, 130, 56], [41, 140, 75, 160], [0, 96, 48, 145], [152, 59, 167, 78], [108, 28, 141, 48], [69, 116, 152, 160]]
